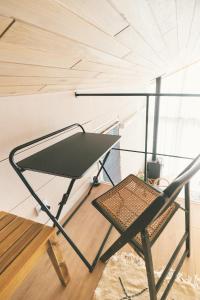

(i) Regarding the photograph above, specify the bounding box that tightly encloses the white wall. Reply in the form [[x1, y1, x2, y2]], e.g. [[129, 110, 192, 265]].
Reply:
[[119, 101, 146, 178], [0, 90, 145, 224]]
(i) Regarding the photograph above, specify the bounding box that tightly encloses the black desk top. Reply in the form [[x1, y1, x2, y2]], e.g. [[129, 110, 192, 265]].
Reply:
[[18, 132, 120, 179]]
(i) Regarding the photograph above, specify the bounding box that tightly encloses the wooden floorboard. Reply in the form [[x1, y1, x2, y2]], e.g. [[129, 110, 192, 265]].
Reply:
[[11, 184, 200, 300]]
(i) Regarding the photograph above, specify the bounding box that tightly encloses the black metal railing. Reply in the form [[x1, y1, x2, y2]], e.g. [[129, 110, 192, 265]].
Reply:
[[75, 92, 199, 181]]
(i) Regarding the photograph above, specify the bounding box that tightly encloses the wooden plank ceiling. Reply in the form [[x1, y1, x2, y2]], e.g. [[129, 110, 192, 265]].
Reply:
[[0, 0, 199, 96]]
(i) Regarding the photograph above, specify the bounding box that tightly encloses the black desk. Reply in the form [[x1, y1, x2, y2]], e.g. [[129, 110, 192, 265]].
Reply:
[[18, 132, 120, 179], [10, 124, 120, 271]]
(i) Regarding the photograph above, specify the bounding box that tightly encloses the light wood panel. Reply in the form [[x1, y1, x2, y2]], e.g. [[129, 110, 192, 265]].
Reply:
[[0, 85, 42, 96], [0, 76, 112, 86], [0, 0, 200, 95], [57, 0, 128, 36], [1, 20, 135, 71], [0, 76, 69, 86], [0, 20, 137, 90], [39, 81, 130, 93], [0, 62, 98, 78], [0, 0, 129, 57], [11, 184, 200, 300], [0, 41, 81, 68], [85, 48, 135, 70], [39, 84, 73, 93], [0, 15, 13, 35], [72, 60, 137, 74], [2, 21, 85, 61]]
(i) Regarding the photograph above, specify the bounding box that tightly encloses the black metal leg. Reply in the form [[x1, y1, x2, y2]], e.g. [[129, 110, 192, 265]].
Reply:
[[99, 160, 115, 186], [62, 150, 113, 227], [10, 148, 116, 272], [55, 178, 76, 221], [90, 224, 113, 271], [185, 182, 191, 257], [141, 229, 157, 300], [100, 231, 129, 263]]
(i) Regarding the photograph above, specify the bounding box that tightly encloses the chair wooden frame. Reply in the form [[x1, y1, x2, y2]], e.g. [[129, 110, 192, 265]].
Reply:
[[0, 211, 70, 299], [92, 154, 200, 300]]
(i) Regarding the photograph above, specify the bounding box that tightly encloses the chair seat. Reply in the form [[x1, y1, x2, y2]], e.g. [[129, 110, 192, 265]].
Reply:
[[93, 174, 178, 246]]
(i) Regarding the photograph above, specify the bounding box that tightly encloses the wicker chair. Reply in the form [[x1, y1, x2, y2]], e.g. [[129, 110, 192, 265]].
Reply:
[[92, 154, 200, 300]]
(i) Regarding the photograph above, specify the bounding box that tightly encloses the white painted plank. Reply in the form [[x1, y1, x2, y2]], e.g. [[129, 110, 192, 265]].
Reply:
[[176, 0, 195, 50], [0, 160, 54, 212], [184, 0, 200, 50], [0, 0, 129, 57], [147, 0, 178, 59], [56, 0, 128, 36], [146, 0, 176, 35], [110, 0, 168, 58], [0, 92, 95, 159], [124, 52, 162, 73], [115, 26, 165, 67], [11, 170, 92, 223], [162, 27, 179, 59]]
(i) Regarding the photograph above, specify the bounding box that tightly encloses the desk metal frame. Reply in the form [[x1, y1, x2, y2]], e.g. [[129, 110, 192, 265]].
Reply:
[[9, 123, 116, 272]]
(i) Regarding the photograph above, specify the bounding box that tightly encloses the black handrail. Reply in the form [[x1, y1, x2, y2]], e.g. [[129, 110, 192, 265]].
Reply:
[[75, 92, 200, 97], [112, 148, 193, 161], [9, 123, 85, 170]]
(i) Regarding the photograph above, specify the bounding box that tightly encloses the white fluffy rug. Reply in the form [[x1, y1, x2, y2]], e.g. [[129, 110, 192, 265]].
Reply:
[[94, 253, 200, 300]]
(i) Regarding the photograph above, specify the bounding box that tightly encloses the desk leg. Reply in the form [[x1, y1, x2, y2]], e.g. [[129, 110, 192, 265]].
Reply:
[[55, 178, 76, 222], [12, 150, 114, 272], [58, 151, 115, 272], [62, 151, 113, 227], [99, 160, 115, 186]]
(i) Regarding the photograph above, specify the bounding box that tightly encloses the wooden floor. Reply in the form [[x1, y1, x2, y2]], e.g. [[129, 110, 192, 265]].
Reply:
[[12, 184, 200, 300]]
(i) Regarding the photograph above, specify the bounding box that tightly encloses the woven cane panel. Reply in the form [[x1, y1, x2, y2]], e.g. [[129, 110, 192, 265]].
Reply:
[[95, 174, 176, 245]]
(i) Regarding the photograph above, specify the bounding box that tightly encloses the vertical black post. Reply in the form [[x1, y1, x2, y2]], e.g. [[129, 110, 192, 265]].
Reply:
[[144, 95, 149, 182], [185, 182, 191, 257], [152, 77, 161, 161]]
